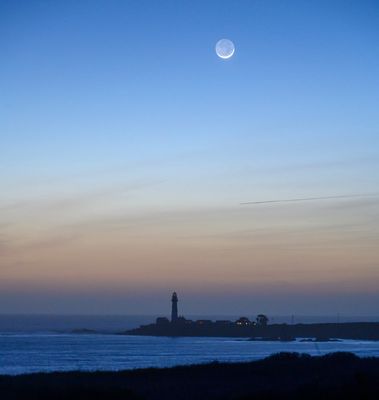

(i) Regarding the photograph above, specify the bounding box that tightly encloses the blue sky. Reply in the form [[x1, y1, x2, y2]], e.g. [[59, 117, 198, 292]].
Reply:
[[0, 0, 379, 314]]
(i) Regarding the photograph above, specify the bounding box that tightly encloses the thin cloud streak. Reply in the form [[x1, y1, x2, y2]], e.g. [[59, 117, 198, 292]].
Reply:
[[241, 193, 379, 206]]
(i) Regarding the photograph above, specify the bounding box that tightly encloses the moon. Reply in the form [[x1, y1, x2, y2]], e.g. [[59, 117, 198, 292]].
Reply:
[[215, 39, 235, 59]]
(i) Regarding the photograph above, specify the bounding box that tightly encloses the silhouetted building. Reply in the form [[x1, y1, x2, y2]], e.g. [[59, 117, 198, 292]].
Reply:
[[215, 320, 232, 326], [196, 319, 212, 325], [175, 316, 188, 324], [171, 292, 178, 322], [236, 317, 251, 326], [156, 317, 170, 325]]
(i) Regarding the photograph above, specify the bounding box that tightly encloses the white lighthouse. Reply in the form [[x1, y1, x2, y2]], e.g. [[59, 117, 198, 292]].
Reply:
[[171, 292, 178, 323]]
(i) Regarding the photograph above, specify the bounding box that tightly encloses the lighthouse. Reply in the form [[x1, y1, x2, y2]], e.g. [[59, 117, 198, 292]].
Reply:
[[171, 292, 178, 322]]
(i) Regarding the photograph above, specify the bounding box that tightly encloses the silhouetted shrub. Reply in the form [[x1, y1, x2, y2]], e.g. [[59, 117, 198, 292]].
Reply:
[[1, 353, 379, 400], [265, 352, 303, 361], [320, 351, 359, 361]]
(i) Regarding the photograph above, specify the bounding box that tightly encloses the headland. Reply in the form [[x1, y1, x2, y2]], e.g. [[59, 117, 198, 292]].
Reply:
[[125, 292, 379, 340]]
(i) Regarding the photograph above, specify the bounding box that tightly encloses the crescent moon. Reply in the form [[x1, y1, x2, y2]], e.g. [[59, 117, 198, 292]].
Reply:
[[215, 39, 235, 59]]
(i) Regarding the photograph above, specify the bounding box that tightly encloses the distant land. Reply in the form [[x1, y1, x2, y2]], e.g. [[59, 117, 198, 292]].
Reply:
[[127, 320, 379, 340], [126, 292, 379, 340]]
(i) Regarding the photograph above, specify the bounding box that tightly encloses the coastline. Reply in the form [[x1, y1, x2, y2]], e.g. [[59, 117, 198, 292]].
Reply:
[[125, 321, 379, 340]]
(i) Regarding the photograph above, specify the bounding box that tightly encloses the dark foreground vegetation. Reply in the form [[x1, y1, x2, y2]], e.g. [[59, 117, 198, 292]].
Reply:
[[1, 352, 379, 400]]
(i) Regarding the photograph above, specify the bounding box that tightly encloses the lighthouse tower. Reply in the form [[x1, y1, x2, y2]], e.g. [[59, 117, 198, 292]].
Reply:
[[171, 292, 178, 323]]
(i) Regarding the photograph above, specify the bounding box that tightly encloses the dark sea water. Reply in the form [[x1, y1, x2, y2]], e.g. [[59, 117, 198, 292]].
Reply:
[[1, 315, 379, 375]]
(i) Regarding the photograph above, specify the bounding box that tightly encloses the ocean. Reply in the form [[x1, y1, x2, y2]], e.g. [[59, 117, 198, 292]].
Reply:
[[1, 315, 379, 375]]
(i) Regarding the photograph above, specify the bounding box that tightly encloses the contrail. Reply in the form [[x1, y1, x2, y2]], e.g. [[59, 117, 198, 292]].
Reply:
[[241, 193, 379, 205]]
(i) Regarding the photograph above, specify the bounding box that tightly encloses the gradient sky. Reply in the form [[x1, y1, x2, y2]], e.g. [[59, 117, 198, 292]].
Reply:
[[1, 0, 379, 315]]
